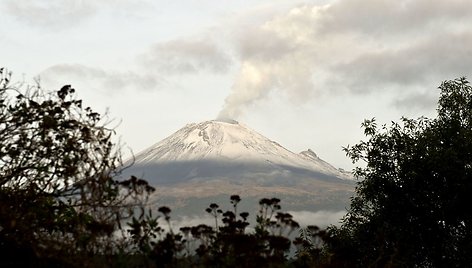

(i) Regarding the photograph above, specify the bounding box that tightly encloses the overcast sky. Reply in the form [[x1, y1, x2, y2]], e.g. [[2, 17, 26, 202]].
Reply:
[[2, 0, 472, 169]]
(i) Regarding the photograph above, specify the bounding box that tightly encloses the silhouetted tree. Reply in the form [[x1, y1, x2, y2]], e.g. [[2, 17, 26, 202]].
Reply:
[[128, 195, 307, 267], [0, 69, 154, 266], [327, 78, 472, 267], [293, 225, 329, 267]]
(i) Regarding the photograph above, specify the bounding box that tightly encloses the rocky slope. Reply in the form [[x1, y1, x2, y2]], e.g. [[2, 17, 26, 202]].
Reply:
[[124, 120, 355, 215]]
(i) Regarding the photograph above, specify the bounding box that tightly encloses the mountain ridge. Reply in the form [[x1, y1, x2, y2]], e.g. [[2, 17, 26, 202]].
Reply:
[[131, 120, 352, 181], [124, 120, 355, 215]]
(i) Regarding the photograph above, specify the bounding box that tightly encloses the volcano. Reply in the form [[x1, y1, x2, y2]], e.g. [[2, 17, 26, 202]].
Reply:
[[124, 120, 355, 216]]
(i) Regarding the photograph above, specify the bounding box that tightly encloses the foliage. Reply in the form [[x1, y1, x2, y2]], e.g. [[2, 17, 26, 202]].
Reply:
[[293, 225, 329, 267], [328, 77, 472, 267], [127, 195, 313, 267], [0, 69, 155, 266]]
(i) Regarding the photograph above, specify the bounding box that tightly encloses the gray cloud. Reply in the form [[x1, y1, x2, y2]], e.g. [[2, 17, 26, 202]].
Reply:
[[3, 0, 95, 28], [141, 38, 233, 75], [318, 0, 472, 37], [17, 0, 472, 114], [333, 31, 472, 93], [2, 0, 151, 29], [238, 28, 295, 61], [393, 91, 438, 111], [41, 64, 161, 92], [218, 1, 472, 119], [40, 37, 232, 93]]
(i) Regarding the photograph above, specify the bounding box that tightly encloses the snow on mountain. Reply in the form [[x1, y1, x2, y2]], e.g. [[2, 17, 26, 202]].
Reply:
[[298, 149, 352, 180], [125, 120, 355, 215], [131, 120, 352, 181]]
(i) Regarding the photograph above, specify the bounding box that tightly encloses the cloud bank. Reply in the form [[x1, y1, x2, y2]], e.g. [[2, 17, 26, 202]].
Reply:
[[218, 0, 472, 119], [20, 0, 472, 117], [140, 38, 233, 75], [3, 0, 150, 29], [41, 64, 162, 92]]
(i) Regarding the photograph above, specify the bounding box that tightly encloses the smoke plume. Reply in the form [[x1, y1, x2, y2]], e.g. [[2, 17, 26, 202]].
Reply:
[[217, 6, 318, 120]]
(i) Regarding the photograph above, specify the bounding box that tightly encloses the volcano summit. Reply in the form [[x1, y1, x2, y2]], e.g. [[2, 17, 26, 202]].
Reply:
[[125, 120, 355, 214]]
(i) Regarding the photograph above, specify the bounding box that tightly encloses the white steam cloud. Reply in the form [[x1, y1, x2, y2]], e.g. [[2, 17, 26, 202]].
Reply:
[[217, 5, 322, 120], [218, 61, 271, 120]]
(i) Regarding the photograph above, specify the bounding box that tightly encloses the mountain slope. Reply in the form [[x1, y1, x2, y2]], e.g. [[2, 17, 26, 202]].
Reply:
[[131, 119, 351, 181], [124, 120, 355, 214]]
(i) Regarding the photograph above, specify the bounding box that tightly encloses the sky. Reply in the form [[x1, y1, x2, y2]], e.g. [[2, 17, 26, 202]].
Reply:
[[2, 0, 472, 170]]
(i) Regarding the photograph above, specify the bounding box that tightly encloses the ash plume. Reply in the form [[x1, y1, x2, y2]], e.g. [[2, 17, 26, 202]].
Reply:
[[217, 6, 317, 120]]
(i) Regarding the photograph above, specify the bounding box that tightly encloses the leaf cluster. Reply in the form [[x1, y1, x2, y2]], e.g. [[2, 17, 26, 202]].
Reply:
[[125, 195, 326, 268], [330, 77, 472, 267], [0, 70, 155, 266]]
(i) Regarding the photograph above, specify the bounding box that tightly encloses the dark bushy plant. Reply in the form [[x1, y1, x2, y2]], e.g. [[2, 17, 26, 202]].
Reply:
[[0, 69, 154, 266], [327, 78, 472, 267]]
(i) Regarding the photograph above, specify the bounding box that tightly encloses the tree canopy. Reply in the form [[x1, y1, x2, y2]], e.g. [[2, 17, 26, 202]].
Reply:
[[0, 68, 155, 266], [328, 77, 472, 267]]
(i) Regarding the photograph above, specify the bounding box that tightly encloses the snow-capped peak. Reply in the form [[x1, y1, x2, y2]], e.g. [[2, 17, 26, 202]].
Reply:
[[132, 120, 352, 180]]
